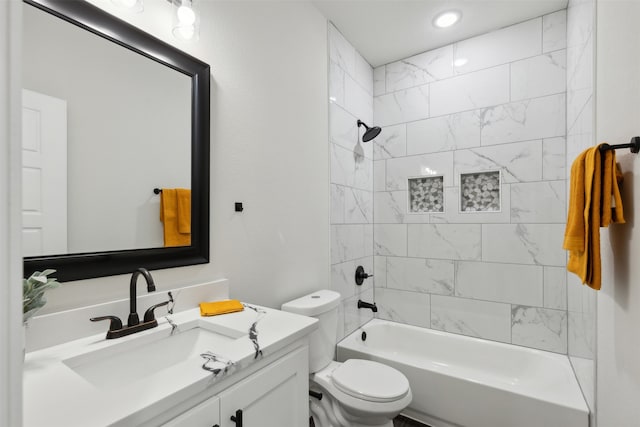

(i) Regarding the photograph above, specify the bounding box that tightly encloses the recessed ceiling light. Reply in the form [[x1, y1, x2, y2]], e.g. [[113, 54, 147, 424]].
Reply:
[[434, 11, 461, 28]]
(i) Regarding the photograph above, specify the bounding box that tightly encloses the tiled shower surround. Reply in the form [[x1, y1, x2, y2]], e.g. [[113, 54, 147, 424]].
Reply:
[[328, 23, 376, 340], [371, 10, 569, 353], [566, 0, 596, 413]]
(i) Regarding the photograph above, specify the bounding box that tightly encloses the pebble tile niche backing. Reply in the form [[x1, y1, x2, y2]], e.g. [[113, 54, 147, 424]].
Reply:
[[408, 176, 444, 213], [460, 171, 501, 212]]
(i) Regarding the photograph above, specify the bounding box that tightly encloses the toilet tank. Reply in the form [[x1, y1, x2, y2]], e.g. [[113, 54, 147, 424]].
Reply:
[[281, 290, 341, 373]]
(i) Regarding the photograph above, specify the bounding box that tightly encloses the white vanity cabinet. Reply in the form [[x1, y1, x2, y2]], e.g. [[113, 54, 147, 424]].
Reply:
[[162, 346, 309, 427], [161, 395, 220, 427]]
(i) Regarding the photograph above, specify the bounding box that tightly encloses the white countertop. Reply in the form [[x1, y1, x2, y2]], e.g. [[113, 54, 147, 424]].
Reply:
[[23, 304, 317, 427]]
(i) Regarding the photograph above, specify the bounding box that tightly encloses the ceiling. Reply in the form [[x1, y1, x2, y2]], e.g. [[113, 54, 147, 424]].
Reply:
[[311, 0, 568, 67]]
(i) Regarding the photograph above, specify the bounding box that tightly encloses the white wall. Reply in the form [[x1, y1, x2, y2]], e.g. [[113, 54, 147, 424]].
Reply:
[[0, 1, 23, 425], [39, 0, 330, 313], [596, 2, 640, 426]]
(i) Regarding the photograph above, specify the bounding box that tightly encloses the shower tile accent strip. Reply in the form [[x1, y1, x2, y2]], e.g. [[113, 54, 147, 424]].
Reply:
[[459, 171, 501, 212], [370, 10, 569, 354], [408, 176, 444, 213]]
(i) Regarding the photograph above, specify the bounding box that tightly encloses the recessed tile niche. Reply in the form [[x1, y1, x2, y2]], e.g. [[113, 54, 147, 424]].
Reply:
[[408, 176, 444, 213], [460, 171, 501, 212]]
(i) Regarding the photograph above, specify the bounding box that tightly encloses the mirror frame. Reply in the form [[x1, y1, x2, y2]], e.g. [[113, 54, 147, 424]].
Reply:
[[23, 0, 210, 282]]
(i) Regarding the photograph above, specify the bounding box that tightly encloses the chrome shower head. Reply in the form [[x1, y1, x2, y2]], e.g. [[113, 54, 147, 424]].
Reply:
[[357, 120, 382, 142]]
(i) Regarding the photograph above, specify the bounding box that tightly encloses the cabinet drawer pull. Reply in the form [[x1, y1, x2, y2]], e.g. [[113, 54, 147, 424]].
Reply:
[[230, 409, 243, 426]]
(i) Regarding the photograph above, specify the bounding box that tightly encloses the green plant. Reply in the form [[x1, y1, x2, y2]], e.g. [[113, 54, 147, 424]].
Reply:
[[23, 269, 59, 324]]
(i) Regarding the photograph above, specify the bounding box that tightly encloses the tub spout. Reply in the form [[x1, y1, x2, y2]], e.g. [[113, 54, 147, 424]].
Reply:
[[357, 300, 377, 312]]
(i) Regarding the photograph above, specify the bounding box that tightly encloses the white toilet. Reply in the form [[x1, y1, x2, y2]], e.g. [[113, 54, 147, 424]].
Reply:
[[282, 290, 412, 427]]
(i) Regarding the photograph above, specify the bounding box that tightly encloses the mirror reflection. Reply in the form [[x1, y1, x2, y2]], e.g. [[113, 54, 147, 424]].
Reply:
[[22, 3, 192, 257]]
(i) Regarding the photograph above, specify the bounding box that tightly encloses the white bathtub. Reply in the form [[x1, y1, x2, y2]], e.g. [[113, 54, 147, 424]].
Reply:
[[337, 319, 589, 427]]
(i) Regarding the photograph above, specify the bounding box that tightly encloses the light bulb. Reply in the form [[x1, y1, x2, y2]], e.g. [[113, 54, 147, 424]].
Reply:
[[177, 5, 196, 25]]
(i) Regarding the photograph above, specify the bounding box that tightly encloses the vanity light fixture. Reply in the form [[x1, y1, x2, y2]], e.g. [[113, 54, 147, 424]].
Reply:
[[172, 0, 200, 41], [434, 10, 461, 28], [111, 0, 144, 13]]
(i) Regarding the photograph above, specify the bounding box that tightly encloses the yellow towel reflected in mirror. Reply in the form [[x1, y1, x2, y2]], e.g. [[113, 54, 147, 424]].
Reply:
[[160, 188, 191, 247]]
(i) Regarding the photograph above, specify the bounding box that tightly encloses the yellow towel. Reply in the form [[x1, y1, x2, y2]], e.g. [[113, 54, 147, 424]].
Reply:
[[176, 188, 191, 234], [200, 300, 244, 317], [160, 188, 191, 247], [564, 144, 625, 290]]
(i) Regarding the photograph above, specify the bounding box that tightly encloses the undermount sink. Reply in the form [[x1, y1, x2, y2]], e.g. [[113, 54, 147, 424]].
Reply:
[[63, 321, 246, 389]]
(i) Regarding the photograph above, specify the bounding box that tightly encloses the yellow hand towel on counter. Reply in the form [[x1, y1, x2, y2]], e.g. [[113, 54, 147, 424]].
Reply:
[[200, 300, 244, 317], [563, 144, 625, 291]]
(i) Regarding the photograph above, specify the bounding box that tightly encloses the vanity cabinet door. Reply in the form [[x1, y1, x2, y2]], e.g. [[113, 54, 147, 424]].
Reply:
[[161, 395, 220, 427], [219, 346, 309, 427]]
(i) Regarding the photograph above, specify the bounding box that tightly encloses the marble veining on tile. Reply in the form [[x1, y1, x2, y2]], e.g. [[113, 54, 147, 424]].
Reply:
[[455, 261, 543, 306], [386, 151, 454, 191], [408, 224, 481, 260], [407, 110, 481, 155], [430, 65, 510, 117], [543, 137, 566, 180], [480, 94, 566, 146], [431, 295, 511, 343], [453, 18, 542, 74], [374, 84, 430, 127], [374, 224, 408, 257], [482, 224, 566, 266], [543, 9, 568, 53], [454, 140, 542, 184], [374, 191, 408, 224], [373, 124, 406, 160], [512, 306, 568, 353], [387, 257, 454, 295], [510, 180, 566, 223], [385, 45, 453, 92], [345, 188, 373, 224], [375, 288, 430, 328]]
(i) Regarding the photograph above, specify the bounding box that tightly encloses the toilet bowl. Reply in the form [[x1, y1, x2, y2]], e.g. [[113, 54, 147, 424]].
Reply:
[[281, 290, 412, 427]]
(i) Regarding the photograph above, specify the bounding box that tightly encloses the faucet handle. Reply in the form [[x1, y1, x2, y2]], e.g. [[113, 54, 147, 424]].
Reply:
[[143, 301, 170, 323], [90, 315, 123, 331]]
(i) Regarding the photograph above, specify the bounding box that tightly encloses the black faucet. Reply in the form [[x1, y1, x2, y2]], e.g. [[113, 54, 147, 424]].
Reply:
[[91, 268, 168, 339], [128, 268, 156, 327], [357, 300, 378, 312]]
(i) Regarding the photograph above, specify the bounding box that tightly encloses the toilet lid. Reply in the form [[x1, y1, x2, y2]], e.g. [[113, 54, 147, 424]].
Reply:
[[331, 359, 409, 403]]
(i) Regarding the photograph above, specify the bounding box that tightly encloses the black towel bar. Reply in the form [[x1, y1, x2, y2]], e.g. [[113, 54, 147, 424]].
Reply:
[[599, 136, 640, 153]]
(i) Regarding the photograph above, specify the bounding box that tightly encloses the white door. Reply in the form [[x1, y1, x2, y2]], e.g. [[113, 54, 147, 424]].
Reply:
[[22, 89, 67, 257]]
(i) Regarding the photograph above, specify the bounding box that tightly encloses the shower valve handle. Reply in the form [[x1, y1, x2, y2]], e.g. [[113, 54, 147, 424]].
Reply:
[[355, 265, 373, 286]]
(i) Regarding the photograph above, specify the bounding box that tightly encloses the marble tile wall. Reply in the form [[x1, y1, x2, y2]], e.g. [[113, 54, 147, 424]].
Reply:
[[328, 23, 375, 340], [372, 11, 569, 354], [566, 0, 596, 415]]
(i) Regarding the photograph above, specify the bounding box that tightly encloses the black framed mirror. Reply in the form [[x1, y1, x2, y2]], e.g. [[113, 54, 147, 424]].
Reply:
[[23, 0, 210, 282]]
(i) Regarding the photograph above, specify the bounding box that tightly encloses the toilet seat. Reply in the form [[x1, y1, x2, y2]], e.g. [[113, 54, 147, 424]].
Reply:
[[331, 359, 410, 403]]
